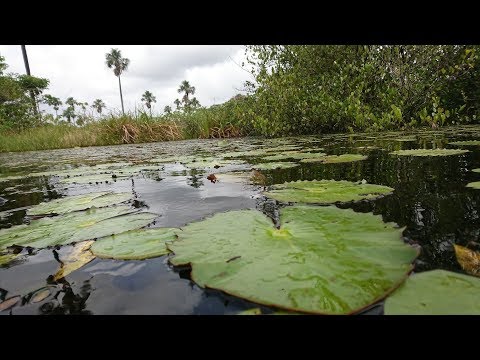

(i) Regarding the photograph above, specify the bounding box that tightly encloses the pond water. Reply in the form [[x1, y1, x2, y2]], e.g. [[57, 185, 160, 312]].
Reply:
[[1, 125, 480, 315]]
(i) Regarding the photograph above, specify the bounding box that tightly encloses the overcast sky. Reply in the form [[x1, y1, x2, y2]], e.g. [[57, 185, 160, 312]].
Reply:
[[0, 45, 252, 115]]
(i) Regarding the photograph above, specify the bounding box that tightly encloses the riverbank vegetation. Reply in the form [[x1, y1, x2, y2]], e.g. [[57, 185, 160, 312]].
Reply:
[[1, 45, 480, 152]]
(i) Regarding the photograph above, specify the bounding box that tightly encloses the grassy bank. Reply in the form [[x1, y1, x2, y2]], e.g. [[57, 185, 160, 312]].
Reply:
[[0, 110, 246, 153]]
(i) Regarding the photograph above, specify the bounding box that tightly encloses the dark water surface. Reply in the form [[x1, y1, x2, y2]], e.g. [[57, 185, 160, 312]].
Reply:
[[1, 126, 480, 315]]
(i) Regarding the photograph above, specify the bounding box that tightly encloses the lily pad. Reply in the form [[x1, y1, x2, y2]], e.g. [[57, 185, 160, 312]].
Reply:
[[27, 192, 132, 215], [183, 158, 245, 169], [169, 205, 417, 315], [300, 154, 368, 164], [0, 206, 158, 250], [60, 173, 129, 184], [262, 152, 327, 161], [263, 180, 394, 204], [91, 228, 177, 260], [54, 240, 96, 280], [237, 308, 262, 315], [252, 162, 299, 170], [384, 270, 480, 315], [31, 288, 51, 303], [448, 140, 480, 146], [454, 244, 480, 277], [466, 182, 480, 189], [0, 252, 20, 266], [0, 296, 21, 312], [390, 149, 469, 156]]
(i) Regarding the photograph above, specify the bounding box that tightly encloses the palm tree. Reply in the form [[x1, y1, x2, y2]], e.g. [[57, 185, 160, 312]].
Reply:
[[20, 45, 38, 115], [141, 90, 156, 117], [92, 99, 106, 114], [164, 105, 172, 114], [105, 48, 130, 115], [174, 98, 181, 110], [65, 97, 78, 109], [177, 80, 195, 104], [43, 94, 62, 117], [190, 97, 201, 109]]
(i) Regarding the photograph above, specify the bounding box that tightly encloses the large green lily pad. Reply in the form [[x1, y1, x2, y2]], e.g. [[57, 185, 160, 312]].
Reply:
[[0, 206, 158, 250], [27, 192, 132, 215], [169, 205, 417, 315], [384, 270, 480, 315], [390, 149, 469, 156], [252, 162, 299, 170], [263, 180, 394, 204], [300, 154, 368, 164], [91, 228, 178, 260], [448, 140, 480, 146]]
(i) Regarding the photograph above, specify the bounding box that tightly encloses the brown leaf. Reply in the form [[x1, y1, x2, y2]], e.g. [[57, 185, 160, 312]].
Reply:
[[53, 240, 95, 281], [454, 244, 480, 277], [0, 296, 20, 312], [207, 174, 217, 183]]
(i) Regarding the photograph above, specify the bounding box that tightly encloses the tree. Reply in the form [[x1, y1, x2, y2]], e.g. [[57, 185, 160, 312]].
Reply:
[[190, 97, 201, 109], [62, 106, 76, 123], [141, 90, 156, 117], [0, 55, 7, 75], [20, 45, 38, 115], [177, 80, 195, 103], [92, 99, 106, 114], [105, 48, 130, 115], [43, 94, 62, 117], [164, 105, 172, 114], [174, 98, 181, 110]]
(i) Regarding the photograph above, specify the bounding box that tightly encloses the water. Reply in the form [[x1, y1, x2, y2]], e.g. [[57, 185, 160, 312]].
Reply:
[[1, 126, 480, 315]]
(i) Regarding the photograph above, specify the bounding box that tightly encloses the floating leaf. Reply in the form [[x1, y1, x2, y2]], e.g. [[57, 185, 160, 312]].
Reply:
[[0, 296, 20, 312], [0, 252, 19, 266], [215, 171, 266, 186], [252, 162, 299, 170], [169, 205, 417, 315], [223, 149, 270, 158], [454, 244, 480, 277], [27, 192, 132, 216], [384, 270, 480, 315], [0, 206, 158, 250], [262, 152, 326, 161], [237, 308, 262, 315], [60, 173, 128, 184], [448, 140, 480, 146], [300, 154, 368, 164], [466, 182, 480, 189], [390, 149, 469, 156], [91, 228, 177, 260], [31, 288, 51, 303], [54, 240, 96, 280], [263, 180, 393, 204], [183, 158, 245, 169]]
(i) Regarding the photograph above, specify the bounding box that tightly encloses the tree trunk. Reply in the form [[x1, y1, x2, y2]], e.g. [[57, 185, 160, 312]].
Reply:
[[149, 106, 152, 118], [21, 45, 38, 115], [118, 75, 125, 115]]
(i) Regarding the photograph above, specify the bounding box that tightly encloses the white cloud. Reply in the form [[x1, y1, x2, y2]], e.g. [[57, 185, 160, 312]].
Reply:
[[0, 45, 251, 115]]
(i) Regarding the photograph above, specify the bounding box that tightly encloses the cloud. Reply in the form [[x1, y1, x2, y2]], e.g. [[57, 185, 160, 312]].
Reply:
[[0, 45, 250, 115]]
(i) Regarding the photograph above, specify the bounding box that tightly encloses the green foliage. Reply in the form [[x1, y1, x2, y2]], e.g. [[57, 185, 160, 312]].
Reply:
[[263, 179, 394, 204], [243, 45, 480, 136], [384, 270, 480, 315], [169, 206, 418, 314]]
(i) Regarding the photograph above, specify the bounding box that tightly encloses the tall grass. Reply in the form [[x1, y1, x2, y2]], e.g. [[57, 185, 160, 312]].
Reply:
[[0, 109, 245, 153]]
